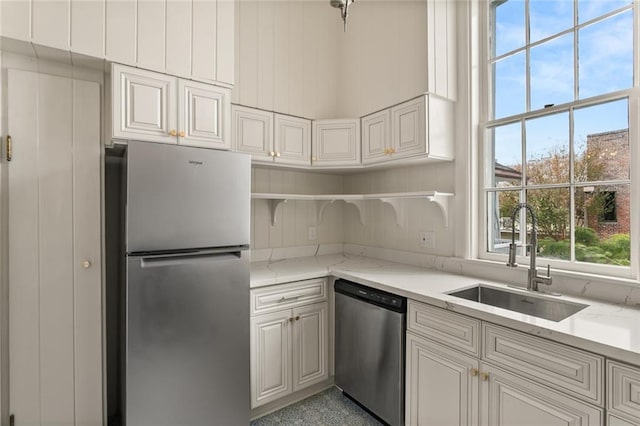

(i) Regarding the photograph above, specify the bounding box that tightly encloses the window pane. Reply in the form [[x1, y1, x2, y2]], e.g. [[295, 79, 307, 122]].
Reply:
[[528, 187, 571, 260], [529, 0, 573, 43], [525, 112, 570, 184], [489, 122, 522, 187], [530, 33, 574, 110], [574, 184, 630, 265], [578, 11, 633, 99], [494, 52, 526, 119], [492, 0, 525, 57], [574, 99, 629, 182], [487, 190, 522, 253], [578, 0, 632, 23]]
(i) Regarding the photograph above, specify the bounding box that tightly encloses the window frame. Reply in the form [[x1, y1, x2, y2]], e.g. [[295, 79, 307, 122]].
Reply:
[[478, 0, 640, 280]]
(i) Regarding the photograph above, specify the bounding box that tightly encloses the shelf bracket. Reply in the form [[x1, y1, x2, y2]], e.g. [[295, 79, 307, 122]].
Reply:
[[379, 198, 403, 227], [317, 200, 335, 225], [426, 193, 450, 228], [267, 199, 287, 226], [343, 200, 366, 226]]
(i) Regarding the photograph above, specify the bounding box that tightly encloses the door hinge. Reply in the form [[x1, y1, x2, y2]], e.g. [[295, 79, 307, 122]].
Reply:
[[9, 413, 14, 426], [6, 135, 12, 162]]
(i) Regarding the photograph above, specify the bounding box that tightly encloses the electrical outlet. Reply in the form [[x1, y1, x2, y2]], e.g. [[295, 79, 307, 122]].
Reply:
[[420, 231, 435, 249], [308, 226, 317, 241]]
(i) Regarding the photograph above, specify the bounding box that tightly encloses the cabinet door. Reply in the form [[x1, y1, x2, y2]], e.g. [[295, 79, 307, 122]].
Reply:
[[481, 364, 603, 426], [406, 332, 479, 426], [105, 0, 136, 65], [192, 0, 217, 81], [70, 0, 104, 57], [391, 97, 426, 159], [112, 64, 177, 144], [362, 110, 391, 165], [251, 311, 292, 408], [217, 0, 235, 85], [166, 0, 192, 78], [137, 0, 166, 72], [292, 302, 328, 392], [311, 119, 361, 167], [231, 105, 273, 163], [607, 413, 638, 426], [608, 361, 640, 422], [178, 80, 231, 150], [32, 0, 69, 50], [274, 114, 311, 166]]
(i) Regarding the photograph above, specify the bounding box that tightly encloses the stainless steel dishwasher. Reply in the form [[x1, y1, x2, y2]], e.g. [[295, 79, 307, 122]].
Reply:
[[334, 279, 407, 426]]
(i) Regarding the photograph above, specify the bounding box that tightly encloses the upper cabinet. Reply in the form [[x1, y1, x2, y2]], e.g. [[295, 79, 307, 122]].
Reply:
[[113, 64, 231, 149], [1, 0, 235, 85], [362, 95, 454, 166], [312, 119, 361, 168], [232, 105, 311, 166]]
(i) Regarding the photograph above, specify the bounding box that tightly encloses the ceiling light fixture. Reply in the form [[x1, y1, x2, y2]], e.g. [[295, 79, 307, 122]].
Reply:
[[330, 0, 355, 32]]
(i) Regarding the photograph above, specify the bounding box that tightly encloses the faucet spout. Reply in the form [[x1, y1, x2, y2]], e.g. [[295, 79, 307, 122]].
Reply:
[[505, 203, 552, 292]]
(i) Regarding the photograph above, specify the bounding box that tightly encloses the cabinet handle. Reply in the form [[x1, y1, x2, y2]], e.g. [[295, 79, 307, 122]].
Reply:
[[179, 130, 185, 138], [279, 295, 301, 303], [289, 317, 294, 322], [6, 135, 12, 162], [275, 152, 281, 158], [81, 260, 92, 269], [384, 148, 389, 154], [295, 316, 300, 321], [269, 151, 275, 157], [470, 368, 478, 377], [390, 147, 396, 154], [311, 156, 316, 161], [169, 129, 177, 137], [480, 372, 490, 381]]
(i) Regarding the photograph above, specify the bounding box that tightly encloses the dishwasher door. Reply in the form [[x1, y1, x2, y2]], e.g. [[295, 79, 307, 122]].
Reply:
[[335, 289, 405, 426]]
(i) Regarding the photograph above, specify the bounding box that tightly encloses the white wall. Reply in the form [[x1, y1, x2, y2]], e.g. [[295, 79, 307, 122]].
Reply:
[[251, 167, 345, 249]]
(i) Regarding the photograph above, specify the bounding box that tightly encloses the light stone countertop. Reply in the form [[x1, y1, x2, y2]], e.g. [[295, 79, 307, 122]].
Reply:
[[251, 253, 640, 366]]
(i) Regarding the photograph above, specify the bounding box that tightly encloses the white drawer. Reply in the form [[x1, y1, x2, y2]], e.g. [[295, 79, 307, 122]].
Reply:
[[607, 413, 638, 426], [407, 300, 480, 356], [483, 324, 604, 406], [250, 278, 327, 316], [608, 360, 640, 422]]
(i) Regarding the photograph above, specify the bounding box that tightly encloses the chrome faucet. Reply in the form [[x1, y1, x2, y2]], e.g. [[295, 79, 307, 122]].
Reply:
[[506, 203, 552, 292]]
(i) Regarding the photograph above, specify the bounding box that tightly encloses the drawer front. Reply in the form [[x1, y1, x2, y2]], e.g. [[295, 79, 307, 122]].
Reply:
[[608, 360, 640, 421], [483, 324, 603, 406], [250, 278, 327, 316], [607, 413, 638, 426], [407, 301, 480, 356]]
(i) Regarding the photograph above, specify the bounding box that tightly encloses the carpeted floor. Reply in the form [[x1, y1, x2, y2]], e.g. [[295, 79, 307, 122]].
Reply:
[[250, 387, 384, 426]]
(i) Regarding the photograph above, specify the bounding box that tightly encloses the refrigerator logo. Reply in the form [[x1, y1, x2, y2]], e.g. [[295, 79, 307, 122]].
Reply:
[[188, 160, 204, 166]]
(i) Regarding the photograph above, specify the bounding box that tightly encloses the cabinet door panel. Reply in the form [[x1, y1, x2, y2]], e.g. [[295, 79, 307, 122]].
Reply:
[[482, 364, 602, 426], [137, 0, 166, 72], [608, 361, 640, 421], [274, 114, 311, 166], [192, 0, 217, 81], [112, 64, 177, 143], [232, 105, 273, 162], [392, 97, 426, 159], [179, 80, 230, 149], [406, 333, 478, 426], [1, 0, 31, 40], [292, 303, 328, 391], [71, 0, 105, 57], [217, 0, 235, 85], [251, 311, 291, 408], [166, 0, 192, 78], [105, 0, 137, 64], [311, 119, 361, 167], [32, 0, 69, 49], [362, 110, 391, 165]]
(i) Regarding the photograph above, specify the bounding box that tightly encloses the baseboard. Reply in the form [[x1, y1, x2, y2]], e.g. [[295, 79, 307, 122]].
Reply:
[[250, 378, 335, 421]]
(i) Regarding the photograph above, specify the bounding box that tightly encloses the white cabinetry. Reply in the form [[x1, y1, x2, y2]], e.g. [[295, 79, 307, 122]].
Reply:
[[250, 279, 328, 408], [7, 69, 102, 426], [312, 119, 361, 167], [232, 105, 311, 166], [112, 64, 230, 149], [406, 301, 604, 426], [362, 95, 454, 165], [607, 361, 640, 425]]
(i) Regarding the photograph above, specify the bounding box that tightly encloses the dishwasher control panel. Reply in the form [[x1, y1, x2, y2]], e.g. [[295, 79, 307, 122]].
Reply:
[[335, 279, 406, 313]]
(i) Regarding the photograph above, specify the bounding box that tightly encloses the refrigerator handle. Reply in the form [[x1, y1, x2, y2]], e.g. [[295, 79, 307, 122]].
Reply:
[[139, 249, 245, 268]]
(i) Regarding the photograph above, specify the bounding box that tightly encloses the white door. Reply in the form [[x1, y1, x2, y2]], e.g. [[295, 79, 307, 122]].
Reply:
[[166, 0, 193, 78], [311, 119, 361, 167], [292, 302, 328, 392], [112, 63, 177, 144], [251, 310, 292, 408], [7, 69, 102, 426], [391, 96, 426, 159], [480, 364, 603, 426], [232, 105, 274, 163], [178, 79, 231, 150], [361, 109, 391, 165], [274, 114, 311, 166], [406, 333, 479, 426]]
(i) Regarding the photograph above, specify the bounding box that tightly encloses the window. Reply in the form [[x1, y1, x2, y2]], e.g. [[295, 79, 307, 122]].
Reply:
[[483, 0, 636, 274]]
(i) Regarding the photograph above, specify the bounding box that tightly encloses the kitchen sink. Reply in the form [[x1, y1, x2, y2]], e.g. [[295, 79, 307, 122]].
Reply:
[[447, 284, 588, 322]]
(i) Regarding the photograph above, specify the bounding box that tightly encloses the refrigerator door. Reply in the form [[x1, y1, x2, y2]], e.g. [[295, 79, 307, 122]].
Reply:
[[126, 250, 249, 426], [126, 141, 250, 253]]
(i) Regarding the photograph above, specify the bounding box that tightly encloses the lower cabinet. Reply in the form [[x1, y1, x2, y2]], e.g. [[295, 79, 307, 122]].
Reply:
[[406, 301, 604, 426], [607, 360, 640, 425], [251, 299, 328, 408]]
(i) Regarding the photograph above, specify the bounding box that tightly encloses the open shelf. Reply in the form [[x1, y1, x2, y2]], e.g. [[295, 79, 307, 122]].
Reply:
[[251, 191, 454, 227]]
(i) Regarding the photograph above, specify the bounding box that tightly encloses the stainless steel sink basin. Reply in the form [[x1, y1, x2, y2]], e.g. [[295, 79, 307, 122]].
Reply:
[[447, 284, 588, 322]]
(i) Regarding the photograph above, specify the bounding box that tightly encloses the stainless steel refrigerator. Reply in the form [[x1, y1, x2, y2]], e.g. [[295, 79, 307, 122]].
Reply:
[[124, 141, 250, 426]]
